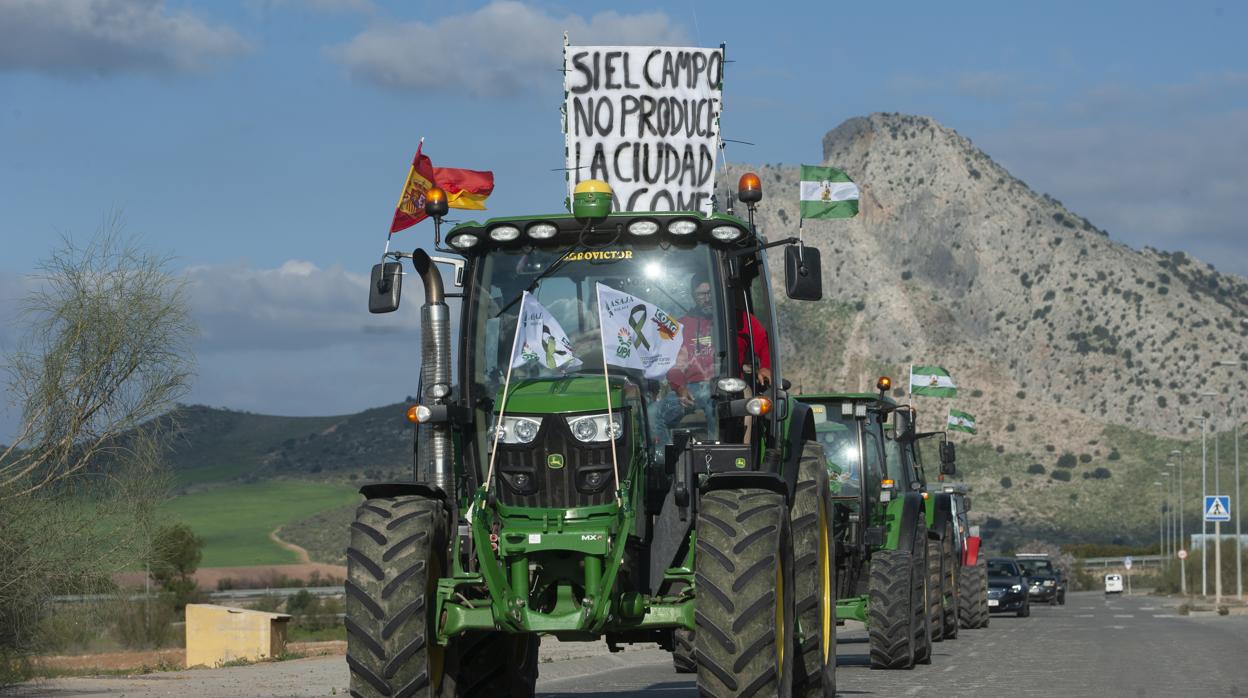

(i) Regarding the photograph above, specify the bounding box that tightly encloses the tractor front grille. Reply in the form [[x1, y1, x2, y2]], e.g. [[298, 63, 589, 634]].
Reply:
[[494, 411, 629, 509]]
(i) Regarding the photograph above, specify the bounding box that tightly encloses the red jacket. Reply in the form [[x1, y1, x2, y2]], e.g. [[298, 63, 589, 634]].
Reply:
[[667, 311, 771, 389]]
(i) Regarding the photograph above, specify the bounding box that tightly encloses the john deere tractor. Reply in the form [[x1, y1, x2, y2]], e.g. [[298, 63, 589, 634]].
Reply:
[[799, 383, 958, 670], [352, 176, 837, 696], [901, 422, 962, 643]]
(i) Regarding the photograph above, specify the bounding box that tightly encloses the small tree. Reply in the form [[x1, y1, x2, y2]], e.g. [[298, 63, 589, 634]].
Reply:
[[147, 523, 204, 602], [0, 222, 194, 679]]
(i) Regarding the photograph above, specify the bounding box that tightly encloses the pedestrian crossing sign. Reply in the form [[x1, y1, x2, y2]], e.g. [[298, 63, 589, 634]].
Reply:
[[1204, 495, 1231, 522]]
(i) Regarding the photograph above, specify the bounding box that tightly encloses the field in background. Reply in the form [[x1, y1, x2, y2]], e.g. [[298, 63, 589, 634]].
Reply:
[[161, 481, 357, 567]]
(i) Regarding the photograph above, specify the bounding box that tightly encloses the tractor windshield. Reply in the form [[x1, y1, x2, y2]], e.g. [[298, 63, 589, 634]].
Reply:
[[811, 405, 863, 498], [465, 242, 734, 455]]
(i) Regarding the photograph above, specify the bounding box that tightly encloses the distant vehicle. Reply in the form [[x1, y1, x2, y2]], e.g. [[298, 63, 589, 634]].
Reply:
[[1104, 573, 1124, 594], [986, 557, 1030, 617], [1015, 554, 1066, 605]]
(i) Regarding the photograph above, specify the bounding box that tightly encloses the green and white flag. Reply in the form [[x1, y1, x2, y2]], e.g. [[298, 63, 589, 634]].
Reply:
[[910, 365, 957, 398], [947, 409, 977, 434], [799, 165, 859, 219]]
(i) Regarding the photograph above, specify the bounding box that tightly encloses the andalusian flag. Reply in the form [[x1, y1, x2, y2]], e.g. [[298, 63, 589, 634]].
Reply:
[[910, 365, 957, 398], [947, 409, 977, 434], [799, 165, 859, 219]]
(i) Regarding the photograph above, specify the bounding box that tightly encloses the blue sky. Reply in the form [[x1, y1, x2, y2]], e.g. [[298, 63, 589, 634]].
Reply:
[[1, 0, 1246, 435]]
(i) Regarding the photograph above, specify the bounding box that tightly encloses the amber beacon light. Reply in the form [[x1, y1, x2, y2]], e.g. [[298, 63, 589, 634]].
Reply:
[[738, 172, 762, 204]]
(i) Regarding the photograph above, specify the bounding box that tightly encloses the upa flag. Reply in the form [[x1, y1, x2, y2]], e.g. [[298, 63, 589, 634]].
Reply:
[[799, 165, 859, 219], [509, 292, 580, 371], [596, 283, 683, 379], [434, 166, 494, 210], [910, 365, 957, 398], [390, 142, 437, 233], [947, 409, 977, 434]]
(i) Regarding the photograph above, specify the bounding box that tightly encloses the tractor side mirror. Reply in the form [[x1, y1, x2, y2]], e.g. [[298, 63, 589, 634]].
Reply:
[[939, 441, 957, 476], [784, 244, 822, 301], [369, 262, 403, 314]]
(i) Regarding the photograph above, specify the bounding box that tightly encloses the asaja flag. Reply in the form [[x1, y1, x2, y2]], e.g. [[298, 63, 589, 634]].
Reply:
[[596, 283, 683, 379], [434, 166, 494, 211], [799, 165, 859, 219], [947, 409, 977, 434], [509, 292, 580, 371], [910, 365, 957, 398], [390, 142, 437, 233]]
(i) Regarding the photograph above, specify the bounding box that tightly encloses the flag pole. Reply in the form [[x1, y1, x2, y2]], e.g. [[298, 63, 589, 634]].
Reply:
[[483, 290, 526, 500], [596, 284, 623, 507]]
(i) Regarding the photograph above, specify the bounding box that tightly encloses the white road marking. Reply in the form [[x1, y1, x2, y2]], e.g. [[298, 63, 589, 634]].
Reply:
[[1113, 614, 1135, 618], [1140, 606, 1157, 610], [1108, 625, 1126, 629], [943, 665, 957, 672], [1153, 614, 1179, 618], [1075, 614, 1095, 618]]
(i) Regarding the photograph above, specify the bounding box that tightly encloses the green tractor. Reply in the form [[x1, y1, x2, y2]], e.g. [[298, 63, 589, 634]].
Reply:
[[351, 176, 837, 697], [799, 382, 958, 670], [903, 425, 963, 643]]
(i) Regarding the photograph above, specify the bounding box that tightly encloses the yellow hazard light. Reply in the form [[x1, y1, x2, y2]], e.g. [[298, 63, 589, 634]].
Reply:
[[882, 479, 896, 489], [425, 187, 448, 218], [406, 405, 420, 423], [877, 376, 892, 392], [738, 172, 762, 204]]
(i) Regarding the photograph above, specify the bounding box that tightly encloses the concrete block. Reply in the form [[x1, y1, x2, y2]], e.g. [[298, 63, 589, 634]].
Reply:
[[185, 603, 291, 667]]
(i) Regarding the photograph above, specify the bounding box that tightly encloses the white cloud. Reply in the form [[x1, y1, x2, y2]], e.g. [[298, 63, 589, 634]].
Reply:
[[0, 0, 248, 77], [328, 1, 687, 96]]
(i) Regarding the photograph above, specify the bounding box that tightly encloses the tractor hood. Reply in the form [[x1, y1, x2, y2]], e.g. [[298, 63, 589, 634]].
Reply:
[[497, 376, 626, 415]]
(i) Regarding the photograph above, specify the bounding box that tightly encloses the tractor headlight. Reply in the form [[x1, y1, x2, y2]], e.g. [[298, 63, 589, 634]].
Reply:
[[566, 413, 623, 443], [490, 416, 542, 444]]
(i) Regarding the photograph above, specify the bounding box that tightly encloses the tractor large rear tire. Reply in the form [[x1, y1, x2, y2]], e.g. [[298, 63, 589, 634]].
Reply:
[[867, 549, 917, 670], [957, 552, 987, 630], [695, 488, 795, 697], [939, 522, 959, 640], [440, 631, 540, 697], [791, 443, 836, 697], [346, 495, 449, 698]]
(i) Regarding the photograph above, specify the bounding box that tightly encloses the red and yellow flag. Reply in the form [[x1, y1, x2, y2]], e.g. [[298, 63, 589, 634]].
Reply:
[[389, 143, 437, 233], [433, 166, 494, 211], [389, 143, 495, 233]]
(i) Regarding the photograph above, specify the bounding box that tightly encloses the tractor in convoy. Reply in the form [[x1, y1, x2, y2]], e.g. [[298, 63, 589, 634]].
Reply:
[[351, 175, 838, 696], [943, 482, 990, 629], [799, 379, 962, 669]]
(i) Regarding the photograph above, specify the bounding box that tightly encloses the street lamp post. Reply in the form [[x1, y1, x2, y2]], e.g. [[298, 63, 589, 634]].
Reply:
[[1199, 413, 1210, 597], [1216, 360, 1244, 600], [1199, 391, 1223, 603], [1170, 448, 1186, 595], [1156, 481, 1166, 566]]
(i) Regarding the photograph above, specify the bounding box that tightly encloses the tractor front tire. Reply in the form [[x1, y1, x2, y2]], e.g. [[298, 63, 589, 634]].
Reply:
[[695, 488, 795, 697], [791, 443, 837, 697], [939, 522, 959, 640], [867, 549, 917, 670], [925, 531, 944, 643], [346, 495, 449, 698]]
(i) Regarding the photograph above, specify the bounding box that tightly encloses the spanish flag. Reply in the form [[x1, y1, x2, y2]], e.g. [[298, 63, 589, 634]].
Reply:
[[389, 143, 495, 233], [389, 143, 437, 233], [433, 166, 494, 211]]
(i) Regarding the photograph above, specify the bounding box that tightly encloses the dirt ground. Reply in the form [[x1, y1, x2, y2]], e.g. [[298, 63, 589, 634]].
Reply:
[[30, 641, 346, 673]]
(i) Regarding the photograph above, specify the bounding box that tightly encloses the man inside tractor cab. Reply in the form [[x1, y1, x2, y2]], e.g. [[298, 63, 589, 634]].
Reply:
[[651, 272, 772, 447]]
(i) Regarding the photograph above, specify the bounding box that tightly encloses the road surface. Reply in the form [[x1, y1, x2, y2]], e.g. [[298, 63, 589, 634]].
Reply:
[[17, 592, 1248, 697]]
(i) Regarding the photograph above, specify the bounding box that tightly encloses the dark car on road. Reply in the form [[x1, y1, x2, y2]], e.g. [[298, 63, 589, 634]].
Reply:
[[1016, 554, 1066, 605], [987, 557, 1030, 617]]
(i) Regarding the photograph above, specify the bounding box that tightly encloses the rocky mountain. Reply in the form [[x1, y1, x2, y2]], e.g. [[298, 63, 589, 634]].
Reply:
[[732, 113, 1248, 547]]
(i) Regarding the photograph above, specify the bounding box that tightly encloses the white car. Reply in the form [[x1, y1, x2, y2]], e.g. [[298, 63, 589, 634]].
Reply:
[[1104, 573, 1124, 594]]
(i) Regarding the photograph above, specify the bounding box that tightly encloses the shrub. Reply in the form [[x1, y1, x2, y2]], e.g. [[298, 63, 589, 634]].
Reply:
[[1085, 467, 1112, 479], [1056, 453, 1077, 468], [1000, 477, 1013, 489], [1107, 449, 1121, 461], [1079, 453, 1093, 464], [1027, 463, 1046, 475], [1051, 470, 1072, 482]]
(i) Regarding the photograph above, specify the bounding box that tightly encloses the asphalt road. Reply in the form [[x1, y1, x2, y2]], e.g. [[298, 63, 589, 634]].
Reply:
[[18, 592, 1248, 697]]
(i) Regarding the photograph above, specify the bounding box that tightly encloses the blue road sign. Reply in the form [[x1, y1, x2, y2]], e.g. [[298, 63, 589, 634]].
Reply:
[[1204, 495, 1231, 522]]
